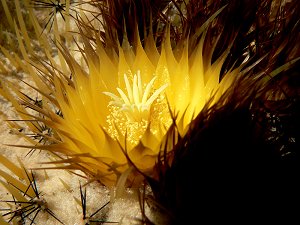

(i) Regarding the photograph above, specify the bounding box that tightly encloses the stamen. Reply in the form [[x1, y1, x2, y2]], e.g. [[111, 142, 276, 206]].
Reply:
[[103, 70, 168, 116], [103, 70, 170, 145]]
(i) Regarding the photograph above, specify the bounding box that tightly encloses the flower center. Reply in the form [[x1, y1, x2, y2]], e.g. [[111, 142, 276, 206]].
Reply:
[[103, 70, 169, 145]]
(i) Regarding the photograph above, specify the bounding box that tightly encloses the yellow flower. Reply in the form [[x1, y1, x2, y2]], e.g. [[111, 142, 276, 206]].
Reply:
[[0, 3, 239, 186]]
